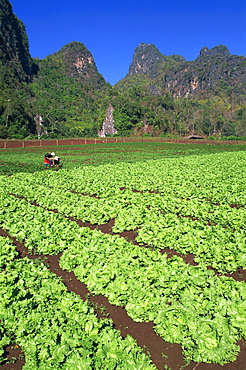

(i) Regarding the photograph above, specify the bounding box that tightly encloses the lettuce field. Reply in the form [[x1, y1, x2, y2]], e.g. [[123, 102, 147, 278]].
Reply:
[[1, 141, 246, 370]]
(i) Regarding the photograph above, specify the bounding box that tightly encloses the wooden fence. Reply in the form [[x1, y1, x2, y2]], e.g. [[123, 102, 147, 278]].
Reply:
[[0, 137, 244, 149], [0, 137, 128, 149]]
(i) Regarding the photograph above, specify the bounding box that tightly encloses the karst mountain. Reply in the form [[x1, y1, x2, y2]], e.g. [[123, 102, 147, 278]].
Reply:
[[0, 0, 245, 139]]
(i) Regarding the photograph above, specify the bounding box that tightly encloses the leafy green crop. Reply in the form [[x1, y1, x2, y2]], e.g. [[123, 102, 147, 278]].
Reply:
[[1, 141, 246, 176], [2, 150, 246, 273], [0, 236, 18, 271], [1, 147, 246, 366], [0, 237, 155, 369], [59, 229, 246, 365]]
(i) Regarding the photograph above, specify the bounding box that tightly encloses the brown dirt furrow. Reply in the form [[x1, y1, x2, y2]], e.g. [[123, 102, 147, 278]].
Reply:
[[0, 345, 25, 370]]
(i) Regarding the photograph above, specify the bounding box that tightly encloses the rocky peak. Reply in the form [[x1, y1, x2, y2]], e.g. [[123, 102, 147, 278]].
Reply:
[[125, 43, 186, 81], [199, 46, 210, 56], [127, 43, 166, 77], [163, 44, 246, 98], [196, 45, 230, 62], [50, 41, 106, 87], [55, 42, 97, 76]]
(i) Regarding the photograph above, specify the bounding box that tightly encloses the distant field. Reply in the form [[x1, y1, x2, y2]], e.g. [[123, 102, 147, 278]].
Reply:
[[1, 141, 246, 175]]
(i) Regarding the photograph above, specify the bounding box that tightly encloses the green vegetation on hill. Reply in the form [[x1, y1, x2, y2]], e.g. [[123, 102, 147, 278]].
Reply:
[[115, 43, 246, 137], [0, 0, 38, 139], [31, 42, 112, 138], [0, 1, 246, 140]]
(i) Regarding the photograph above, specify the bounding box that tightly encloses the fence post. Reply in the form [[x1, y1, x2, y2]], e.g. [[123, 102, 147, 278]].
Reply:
[[22, 141, 24, 148]]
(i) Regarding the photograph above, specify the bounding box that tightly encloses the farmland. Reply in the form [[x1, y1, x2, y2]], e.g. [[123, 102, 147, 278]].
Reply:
[[1, 141, 246, 370]]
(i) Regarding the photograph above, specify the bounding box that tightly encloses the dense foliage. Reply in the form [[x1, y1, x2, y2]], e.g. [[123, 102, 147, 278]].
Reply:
[[31, 46, 112, 138], [0, 0, 246, 140], [0, 0, 38, 139]]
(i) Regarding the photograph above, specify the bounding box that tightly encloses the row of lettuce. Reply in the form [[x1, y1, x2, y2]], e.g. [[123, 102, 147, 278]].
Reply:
[[4, 150, 246, 274], [1, 150, 246, 365], [0, 236, 155, 369], [2, 140, 245, 177], [0, 191, 245, 365]]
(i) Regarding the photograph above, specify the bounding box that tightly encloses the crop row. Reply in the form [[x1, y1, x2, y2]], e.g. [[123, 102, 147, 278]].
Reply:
[[4, 141, 246, 176], [3, 151, 246, 273], [1, 191, 246, 364], [0, 236, 155, 370], [5, 170, 246, 231], [16, 150, 245, 204]]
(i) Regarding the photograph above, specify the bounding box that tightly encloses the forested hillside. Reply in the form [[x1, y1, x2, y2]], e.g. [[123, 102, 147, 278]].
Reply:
[[0, 0, 245, 139], [0, 0, 38, 138], [116, 43, 246, 138], [31, 42, 112, 138]]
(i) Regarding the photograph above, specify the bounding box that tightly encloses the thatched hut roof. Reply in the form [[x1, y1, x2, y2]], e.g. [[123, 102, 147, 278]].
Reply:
[[184, 135, 204, 139]]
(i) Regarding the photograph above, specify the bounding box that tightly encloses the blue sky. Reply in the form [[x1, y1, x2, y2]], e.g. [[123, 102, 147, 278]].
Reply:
[[10, 0, 246, 85]]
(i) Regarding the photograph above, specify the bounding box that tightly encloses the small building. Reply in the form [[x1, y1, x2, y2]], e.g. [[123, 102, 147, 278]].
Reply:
[[184, 134, 204, 139]]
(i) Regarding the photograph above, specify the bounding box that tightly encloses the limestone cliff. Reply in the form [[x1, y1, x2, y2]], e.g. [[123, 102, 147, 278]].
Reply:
[[127, 43, 185, 79], [98, 104, 118, 137], [0, 0, 38, 82], [163, 45, 246, 97], [123, 43, 246, 98], [49, 41, 107, 88]]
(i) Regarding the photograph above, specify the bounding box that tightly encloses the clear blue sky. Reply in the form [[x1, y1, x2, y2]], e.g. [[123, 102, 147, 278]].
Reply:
[[10, 0, 246, 85]]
